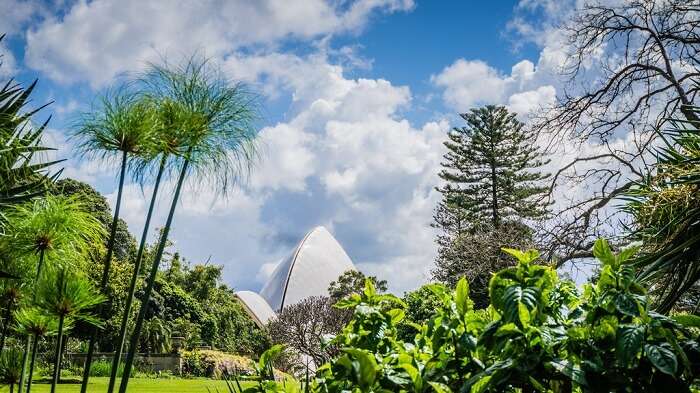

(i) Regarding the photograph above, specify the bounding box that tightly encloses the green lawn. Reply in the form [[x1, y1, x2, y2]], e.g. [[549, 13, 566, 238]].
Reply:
[[0, 377, 254, 392]]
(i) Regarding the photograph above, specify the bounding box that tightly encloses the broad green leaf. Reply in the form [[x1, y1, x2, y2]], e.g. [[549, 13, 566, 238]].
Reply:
[[616, 325, 644, 367], [549, 359, 587, 387], [259, 344, 284, 370], [593, 238, 616, 267], [502, 248, 539, 263], [645, 344, 678, 375], [527, 376, 547, 392], [617, 244, 640, 263], [518, 302, 531, 327], [456, 278, 470, 316], [387, 308, 406, 324], [495, 322, 521, 337], [672, 314, 700, 328], [364, 279, 377, 297], [470, 375, 491, 393], [428, 381, 452, 393], [344, 348, 378, 388], [614, 293, 640, 317]]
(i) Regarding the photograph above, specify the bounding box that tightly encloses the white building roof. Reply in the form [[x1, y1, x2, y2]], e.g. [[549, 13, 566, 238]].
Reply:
[[260, 226, 356, 311], [236, 226, 356, 324], [235, 290, 277, 327]]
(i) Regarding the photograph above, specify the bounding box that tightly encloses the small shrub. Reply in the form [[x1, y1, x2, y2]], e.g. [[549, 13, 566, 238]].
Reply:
[[181, 349, 255, 379]]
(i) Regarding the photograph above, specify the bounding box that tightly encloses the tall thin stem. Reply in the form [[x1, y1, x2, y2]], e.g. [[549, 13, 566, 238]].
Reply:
[[81, 150, 128, 392], [50, 314, 65, 393], [25, 334, 38, 393], [18, 249, 45, 393], [118, 154, 190, 393], [107, 154, 166, 393]]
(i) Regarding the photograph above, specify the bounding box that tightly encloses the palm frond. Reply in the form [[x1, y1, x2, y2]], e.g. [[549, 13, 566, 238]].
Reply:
[[625, 105, 700, 313], [0, 60, 61, 217], [135, 55, 260, 194], [70, 85, 157, 162], [0, 194, 107, 267], [34, 267, 105, 328]]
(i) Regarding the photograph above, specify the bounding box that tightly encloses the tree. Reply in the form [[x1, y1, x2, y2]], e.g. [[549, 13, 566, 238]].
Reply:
[[432, 105, 549, 306], [534, 0, 700, 263], [50, 179, 136, 261], [0, 346, 24, 393], [267, 296, 351, 370], [118, 57, 258, 393], [0, 252, 29, 351], [328, 270, 387, 303], [397, 284, 443, 341], [625, 106, 700, 313], [0, 195, 105, 393], [71, 88, 155, 389], [139, 317, 171, 356], [35, 267, 104, 393], [432, 222, 534, 308], [13, 308, 58, 393]]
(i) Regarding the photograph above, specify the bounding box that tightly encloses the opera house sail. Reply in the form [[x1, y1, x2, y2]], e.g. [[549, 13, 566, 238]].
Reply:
[[235, 226, 356, 326]]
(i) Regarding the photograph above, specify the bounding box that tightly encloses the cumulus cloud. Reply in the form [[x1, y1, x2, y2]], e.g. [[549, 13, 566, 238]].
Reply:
[[224, 52, 447, 293], [431, 57, 557, 117], [0, 0, 40, 35], [25, 0, 414, 87]]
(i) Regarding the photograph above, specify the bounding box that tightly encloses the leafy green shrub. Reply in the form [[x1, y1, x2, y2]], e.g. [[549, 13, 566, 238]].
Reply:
[[181, 349, 255, 379], [88, 359, 123, 377], [242, 239, 700, 392]]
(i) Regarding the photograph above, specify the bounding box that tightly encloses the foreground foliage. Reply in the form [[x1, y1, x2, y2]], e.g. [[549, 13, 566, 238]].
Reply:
[[247, 240, 700, 392], [626, 105, 700, 313]]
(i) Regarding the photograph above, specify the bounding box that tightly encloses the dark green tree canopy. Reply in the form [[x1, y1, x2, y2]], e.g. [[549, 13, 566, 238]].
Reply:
[[437, 105, 550, 229], [432, 105, 550, 307], [50, 179, 136, 261], [328, 270, 388, 303]]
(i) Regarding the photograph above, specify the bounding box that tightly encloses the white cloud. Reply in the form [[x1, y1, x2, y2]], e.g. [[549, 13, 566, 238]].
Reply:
[[251, 123, 316, 192], [430, 60, 509, 110], [25, 0, 413, 88], [0, 0, 39, 36], [431, 57, 558, 117], [508, 85, 556, 119], [0, 42, 17, 77]]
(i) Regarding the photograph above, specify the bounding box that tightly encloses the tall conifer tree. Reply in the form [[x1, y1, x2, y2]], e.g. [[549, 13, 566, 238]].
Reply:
[[432, 105, 549, 307]]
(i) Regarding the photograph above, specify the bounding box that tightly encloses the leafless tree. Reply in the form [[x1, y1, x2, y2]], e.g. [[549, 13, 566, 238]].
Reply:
[[535, 0, 700, 264], [432, 222, 535, 308], [266, 296, 351, 371]]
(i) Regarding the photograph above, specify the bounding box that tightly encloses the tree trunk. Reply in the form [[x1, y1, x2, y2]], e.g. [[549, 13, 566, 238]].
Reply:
[[490, 160, 499, 229], [81, 150, 128, 393], [18, 249, 46, 393], [107, 154, 166, 393], [118, 155, 190, 393], [51, 315, 65, 393], [25, 334, 39, 393]]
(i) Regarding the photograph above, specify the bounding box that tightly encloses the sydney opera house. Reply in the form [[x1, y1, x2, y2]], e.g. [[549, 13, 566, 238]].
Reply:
[[235, 226, 356, 326]]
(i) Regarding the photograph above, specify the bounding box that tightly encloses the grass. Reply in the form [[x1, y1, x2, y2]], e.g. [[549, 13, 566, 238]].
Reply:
[[0, 377, 255, 392]]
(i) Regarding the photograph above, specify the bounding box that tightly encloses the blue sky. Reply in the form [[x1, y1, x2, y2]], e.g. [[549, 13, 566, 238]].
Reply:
[[1, 0, 589, 293]]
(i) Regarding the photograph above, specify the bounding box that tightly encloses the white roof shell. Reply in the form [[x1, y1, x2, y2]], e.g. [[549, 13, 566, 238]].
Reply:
[[260, 226, 356, 311], [235, 291, 276, 327]]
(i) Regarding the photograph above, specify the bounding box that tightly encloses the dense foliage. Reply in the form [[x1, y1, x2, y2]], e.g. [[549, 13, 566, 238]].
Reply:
[[328, 270, 388, 302], [0, 34, 60, 224], [144, 258, 268, 355], [433, 105, 549, 307], [626, 106, 700, 313], [243, 240, 700, 392]]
